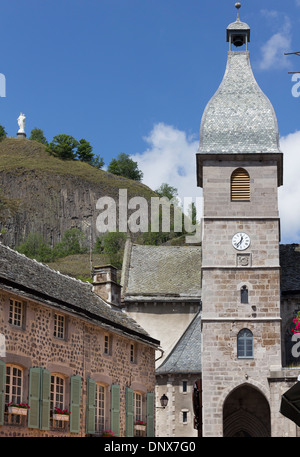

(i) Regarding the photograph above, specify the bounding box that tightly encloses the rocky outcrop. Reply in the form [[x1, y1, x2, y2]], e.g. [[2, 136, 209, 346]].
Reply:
[[0, 138, 156, 248]]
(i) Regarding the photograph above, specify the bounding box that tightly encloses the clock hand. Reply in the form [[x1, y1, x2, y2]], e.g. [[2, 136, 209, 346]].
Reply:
[[237, 235, 243, 247]]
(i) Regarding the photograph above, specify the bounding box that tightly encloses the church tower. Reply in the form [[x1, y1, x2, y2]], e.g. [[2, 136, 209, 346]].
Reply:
[[197, 3, 283, 437]]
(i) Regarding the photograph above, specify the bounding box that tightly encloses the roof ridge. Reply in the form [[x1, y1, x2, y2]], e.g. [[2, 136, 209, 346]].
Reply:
[[0, 242, 89, 286]]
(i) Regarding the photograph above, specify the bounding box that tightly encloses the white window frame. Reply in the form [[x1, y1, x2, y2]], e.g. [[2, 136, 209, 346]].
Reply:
[[5, 364, 23, 405], [95, 383, 106, 434]]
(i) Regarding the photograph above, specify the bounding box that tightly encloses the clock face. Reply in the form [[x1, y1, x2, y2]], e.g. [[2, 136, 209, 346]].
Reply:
[[232, 232, 250, 251]]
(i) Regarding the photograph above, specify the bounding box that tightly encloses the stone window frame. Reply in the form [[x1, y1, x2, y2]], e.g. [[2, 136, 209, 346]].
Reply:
[[134, 391, 142, 422], [103, 333, 112, 356], [8, 298, 26, 330], [4, 364, 26, 425], [237, 328, 254, 359], [231, 167, 250, 202], [53, 312, 67, 340], [95, 383, 107, 434], [181, 380, 188, 394], [50, 372, 70, 430], [180, 408, 190, 425], [130, 343, 137, 364], [133, 390, 147, 436], [240, 285, 249, 304], [237, 282, 253, 305], [93, 373, 112, 435]]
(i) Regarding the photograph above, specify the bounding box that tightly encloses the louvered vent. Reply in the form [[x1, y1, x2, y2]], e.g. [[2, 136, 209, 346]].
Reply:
[[231, 168, 250, 201]]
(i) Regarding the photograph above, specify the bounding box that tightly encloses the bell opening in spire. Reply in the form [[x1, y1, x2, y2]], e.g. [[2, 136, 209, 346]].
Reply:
[[226, 2, 250, 51]]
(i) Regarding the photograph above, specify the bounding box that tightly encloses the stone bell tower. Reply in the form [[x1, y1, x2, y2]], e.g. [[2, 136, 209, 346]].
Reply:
[[197, 3, 283, 437]]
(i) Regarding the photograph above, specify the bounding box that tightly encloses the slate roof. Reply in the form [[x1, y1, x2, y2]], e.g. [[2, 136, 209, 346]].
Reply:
[[280, 244, 300, 294], [198, 49, 280, 155], [0, 243, 159, 346], [123, 244, 201, 300], [156, 312, 202, 374]]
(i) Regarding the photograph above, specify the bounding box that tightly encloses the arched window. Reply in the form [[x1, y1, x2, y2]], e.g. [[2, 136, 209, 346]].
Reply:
[[240, 286, 248, 304], [237, 329, 253, 358], [231, 168, 250, 201]]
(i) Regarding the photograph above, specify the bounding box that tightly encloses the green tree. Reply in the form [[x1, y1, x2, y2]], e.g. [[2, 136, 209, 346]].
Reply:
[[47, 134, 79, 160], [77, 138, 104, 169], [76, 139, 94, 163], [95, 231, 126, 269], [16, 233, 53, 262], [90, 155, 104, 169], [107, 153, 143, 181], [53, 228, 87, 258], [29, 128, 48, 145], [155, 183, 179, 203], [0, 124, 7, 141]]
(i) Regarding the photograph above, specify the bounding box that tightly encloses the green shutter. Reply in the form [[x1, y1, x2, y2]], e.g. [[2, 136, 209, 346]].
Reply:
[[125, 387, 134, 437], [111, 384, 120, 437], [146, 392, 155, 437], [28, 367, 41, 429], [0, 360, 5, 426], [86, 378, 96, 434], [40, 369, 51, 430], [70, 375, 81, 433]]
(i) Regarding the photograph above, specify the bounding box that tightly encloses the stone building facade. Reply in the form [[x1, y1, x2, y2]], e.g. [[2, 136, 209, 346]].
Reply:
[[0, 243, 159, 437], [121, 243, 202, 437]]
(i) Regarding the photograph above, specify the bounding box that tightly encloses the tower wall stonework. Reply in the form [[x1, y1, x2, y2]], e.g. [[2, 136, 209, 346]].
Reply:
[[200, 158, 283, 436]]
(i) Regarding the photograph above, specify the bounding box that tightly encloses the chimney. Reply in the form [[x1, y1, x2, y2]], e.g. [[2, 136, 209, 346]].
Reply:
[[92, 265, 122, 307]]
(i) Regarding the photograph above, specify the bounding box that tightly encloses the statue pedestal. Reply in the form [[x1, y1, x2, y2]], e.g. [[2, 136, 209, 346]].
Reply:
[[17, 132, 26, 138]]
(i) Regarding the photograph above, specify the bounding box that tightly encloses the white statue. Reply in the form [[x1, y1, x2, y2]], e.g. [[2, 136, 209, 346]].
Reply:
[[17, 112, 26, 133]]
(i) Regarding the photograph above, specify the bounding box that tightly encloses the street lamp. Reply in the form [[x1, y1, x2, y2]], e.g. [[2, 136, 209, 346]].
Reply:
[[157, 394, 168, 409]]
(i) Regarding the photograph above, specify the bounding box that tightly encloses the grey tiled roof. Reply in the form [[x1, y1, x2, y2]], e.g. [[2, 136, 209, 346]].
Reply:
[[199, 51, 280, 154], [0, 243, 159, 345], [156, 312, 202, 374], [124, 244, 201, 299], [227, 19, 250, 30], [280, 244, 300, 293]]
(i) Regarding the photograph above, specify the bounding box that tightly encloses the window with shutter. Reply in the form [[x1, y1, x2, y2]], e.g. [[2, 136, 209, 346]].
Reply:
[[95, 383, 107, 434], [111, 384, 120, 437], [0, 360, 5, 426], [231, 168, 250, 201], [40, 369, 51, 431], [146, 392, 155, 437], [70, 375, 81, 433], [86, 378, 96, 435], [125, 387, 134, 437], [28, 367, 41, 429]]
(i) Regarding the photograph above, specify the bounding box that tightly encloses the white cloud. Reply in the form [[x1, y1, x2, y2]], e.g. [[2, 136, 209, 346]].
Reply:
[[279, 131, 300, 243], [258, 14, 292, 70], [132, 123, 300, 244], [131, 122, 201, 202]]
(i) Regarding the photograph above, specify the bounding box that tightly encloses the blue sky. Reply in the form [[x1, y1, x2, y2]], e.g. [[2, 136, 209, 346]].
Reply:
[[0, 0, 300, 242]]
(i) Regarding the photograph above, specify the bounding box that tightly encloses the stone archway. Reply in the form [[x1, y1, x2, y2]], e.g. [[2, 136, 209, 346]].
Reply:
[[223, 384, 271, 437]]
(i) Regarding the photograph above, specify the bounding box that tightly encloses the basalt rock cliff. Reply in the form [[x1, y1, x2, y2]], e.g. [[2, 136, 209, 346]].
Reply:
[[0, 138, 156, 248]]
